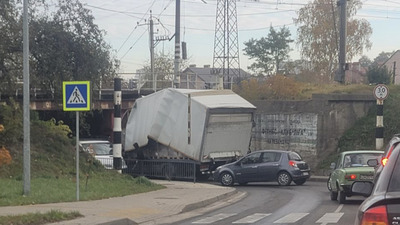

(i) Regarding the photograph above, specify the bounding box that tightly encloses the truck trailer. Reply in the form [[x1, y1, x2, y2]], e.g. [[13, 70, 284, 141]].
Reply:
[[123, 88, 256, 180]]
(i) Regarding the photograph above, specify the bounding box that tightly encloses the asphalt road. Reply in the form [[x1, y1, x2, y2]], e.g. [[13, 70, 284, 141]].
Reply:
[[174, 181, 363, 225]]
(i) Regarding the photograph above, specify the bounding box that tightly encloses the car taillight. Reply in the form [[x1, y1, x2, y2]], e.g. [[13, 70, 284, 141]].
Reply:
[[289, 160, 298, 168], [345, 174, 357, 180], [361, 205, 388, 225], [381, 157, 388, 166]]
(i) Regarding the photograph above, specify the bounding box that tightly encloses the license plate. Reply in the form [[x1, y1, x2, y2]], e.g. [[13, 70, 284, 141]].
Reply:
[[303, 172, 309, 176], [360, 175, 374, 180]]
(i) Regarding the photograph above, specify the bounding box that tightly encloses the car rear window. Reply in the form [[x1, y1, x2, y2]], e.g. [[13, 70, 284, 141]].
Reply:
[[288, 152, 302, 161], [81, 142, 111, 155], [343, 153, 382, 168]]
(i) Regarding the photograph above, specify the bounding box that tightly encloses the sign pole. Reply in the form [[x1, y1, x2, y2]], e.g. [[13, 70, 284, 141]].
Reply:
[[373, 84, 389, 150], [63, 81, 90, 202], [76, 111, 80, 201]]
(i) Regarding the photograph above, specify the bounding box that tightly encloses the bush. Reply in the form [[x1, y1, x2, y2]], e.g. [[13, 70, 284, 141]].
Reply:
[[0, 147, 12, 166]]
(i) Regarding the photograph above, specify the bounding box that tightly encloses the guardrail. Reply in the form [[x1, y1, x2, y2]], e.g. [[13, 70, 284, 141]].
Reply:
[[123, 159, 197, 182]]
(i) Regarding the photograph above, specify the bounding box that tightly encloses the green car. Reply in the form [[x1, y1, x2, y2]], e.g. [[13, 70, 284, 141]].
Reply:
[[327, 150, 383, 204]]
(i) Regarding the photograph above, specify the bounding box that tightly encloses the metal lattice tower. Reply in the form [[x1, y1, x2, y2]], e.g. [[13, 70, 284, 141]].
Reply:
[[212, 0, 240, 89]]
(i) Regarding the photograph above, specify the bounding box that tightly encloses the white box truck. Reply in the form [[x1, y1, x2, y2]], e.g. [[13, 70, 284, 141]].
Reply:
[[123, 88, 256, 180]]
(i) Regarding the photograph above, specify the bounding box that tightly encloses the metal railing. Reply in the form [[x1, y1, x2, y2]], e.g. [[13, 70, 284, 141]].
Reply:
[[123, 159, 197, 182]]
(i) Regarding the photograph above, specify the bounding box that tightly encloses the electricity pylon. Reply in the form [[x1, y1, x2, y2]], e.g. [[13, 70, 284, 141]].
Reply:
[[212, 0, 240, 89]]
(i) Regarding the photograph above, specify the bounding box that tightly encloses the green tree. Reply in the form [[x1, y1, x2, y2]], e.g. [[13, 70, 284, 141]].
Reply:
[[358, 55, 372, 68], [372, 51, 395, 66], [31, 0, 119, 98], [366, 65, 391, 84], [243, 26, 293, 76], [294, 0, 372, 82], [0, 0, 23, 95], [0, 0, 119, 99], [139, 52, 189, 89]]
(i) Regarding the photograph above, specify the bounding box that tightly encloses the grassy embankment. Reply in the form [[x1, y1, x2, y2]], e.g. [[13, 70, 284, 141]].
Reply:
[[0, 100, 164, 224], [316, 84, 400, 170]]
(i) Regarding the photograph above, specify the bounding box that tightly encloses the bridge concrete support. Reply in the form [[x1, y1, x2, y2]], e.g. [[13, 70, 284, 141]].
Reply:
[[251, 94, 375, 174]]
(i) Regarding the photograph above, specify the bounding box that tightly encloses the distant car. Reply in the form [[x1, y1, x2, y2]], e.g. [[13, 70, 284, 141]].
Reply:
[[352, 144, 400, 224], [79, 140, 126, 170], [327, 150, 384, 204], [213, 150, 310, 186]]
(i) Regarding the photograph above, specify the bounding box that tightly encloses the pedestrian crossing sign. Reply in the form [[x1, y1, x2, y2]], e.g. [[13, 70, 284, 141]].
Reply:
[[63, 81, 91, 111]]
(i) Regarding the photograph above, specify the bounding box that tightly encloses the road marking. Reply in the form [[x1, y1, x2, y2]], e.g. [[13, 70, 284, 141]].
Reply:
[[335, 204, 344, 213], [319, 204, 344, 225], [232, 213, 271, 224], [273, 213, 309, 223], [316, 213, 344, 223], [192, 213, 236, 224]]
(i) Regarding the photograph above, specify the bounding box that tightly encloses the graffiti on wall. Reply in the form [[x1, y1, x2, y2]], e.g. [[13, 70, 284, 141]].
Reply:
[[252, 113, 318, 155]]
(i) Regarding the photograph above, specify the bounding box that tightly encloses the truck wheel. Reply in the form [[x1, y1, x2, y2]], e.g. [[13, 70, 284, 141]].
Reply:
[[277, 172, 292, 186], [220, 172, 234, 186]]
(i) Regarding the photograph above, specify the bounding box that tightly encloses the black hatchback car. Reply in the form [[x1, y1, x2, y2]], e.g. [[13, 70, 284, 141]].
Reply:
[[351, 143, 400, 224], [213, 150, 310, 186]]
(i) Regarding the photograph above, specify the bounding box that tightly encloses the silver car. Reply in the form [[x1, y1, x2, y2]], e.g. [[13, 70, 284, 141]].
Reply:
[[80, 140, 126, 169], [213, 150, 310, 186]]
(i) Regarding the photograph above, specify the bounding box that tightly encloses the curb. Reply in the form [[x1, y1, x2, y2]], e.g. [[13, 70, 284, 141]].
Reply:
[[181, 188, 238, 213], [309, 176, 329, 182]]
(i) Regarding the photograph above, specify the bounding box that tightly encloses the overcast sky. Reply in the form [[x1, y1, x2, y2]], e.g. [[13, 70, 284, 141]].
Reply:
[[76, 0, 400, 76]]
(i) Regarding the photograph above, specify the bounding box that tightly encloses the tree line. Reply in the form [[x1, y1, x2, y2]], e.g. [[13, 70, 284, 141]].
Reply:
[[0, 0, 395, 98], [0, 0, 119, 99]]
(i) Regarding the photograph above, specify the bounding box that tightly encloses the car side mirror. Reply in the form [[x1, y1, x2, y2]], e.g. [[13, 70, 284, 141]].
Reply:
[[330, 162, 336, 169], [351, 181, 373, 197], [367, 159, 378, 167]]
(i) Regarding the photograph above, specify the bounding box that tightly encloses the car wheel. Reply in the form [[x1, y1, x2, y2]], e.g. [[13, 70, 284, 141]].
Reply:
[[338, 190, 346, 204], [330, 190, 338, 201], [294, 179, 306, 185], [277, 172, 292, 186], [220, 172, 234, 186], [327, 177, 332, 191]]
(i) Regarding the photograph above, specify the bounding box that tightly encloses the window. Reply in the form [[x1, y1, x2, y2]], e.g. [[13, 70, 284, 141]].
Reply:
[[343, 153, 382, 168], [288, 152, 302, 161], [261, 152, 281, 162], [242, 152, 262, 164], [388, 153, 400, 192]]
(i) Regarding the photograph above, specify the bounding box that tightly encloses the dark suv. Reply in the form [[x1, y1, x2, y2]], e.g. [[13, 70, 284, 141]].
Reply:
[[373, 134, 400, 182], [213, 150, 310, 186], [352, 142, 400, 224]]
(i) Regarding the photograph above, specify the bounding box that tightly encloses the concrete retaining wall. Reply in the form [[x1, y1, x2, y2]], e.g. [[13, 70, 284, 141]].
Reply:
[[250, 94, 376, 172]]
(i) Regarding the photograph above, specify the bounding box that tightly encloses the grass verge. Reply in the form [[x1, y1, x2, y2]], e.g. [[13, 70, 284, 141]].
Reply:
[[0, 210, 82, 225], [0, 173, 164, 206]]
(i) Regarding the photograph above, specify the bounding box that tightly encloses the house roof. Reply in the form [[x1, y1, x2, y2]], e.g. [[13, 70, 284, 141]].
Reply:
[[182, 67, 251, 83]]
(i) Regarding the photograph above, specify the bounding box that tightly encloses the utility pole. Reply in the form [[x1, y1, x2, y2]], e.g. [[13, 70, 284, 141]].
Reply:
[[393, 61, 396, 84], [174, 0, 181, 88], [140, 11, 169, 92], [335, 0, 347, 83], [23, 0, 31, 196], [149, 12, 155, 92]]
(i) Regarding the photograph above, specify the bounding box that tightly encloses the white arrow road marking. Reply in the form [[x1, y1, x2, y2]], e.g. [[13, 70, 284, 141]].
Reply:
[[318, 204, 344, 225]]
